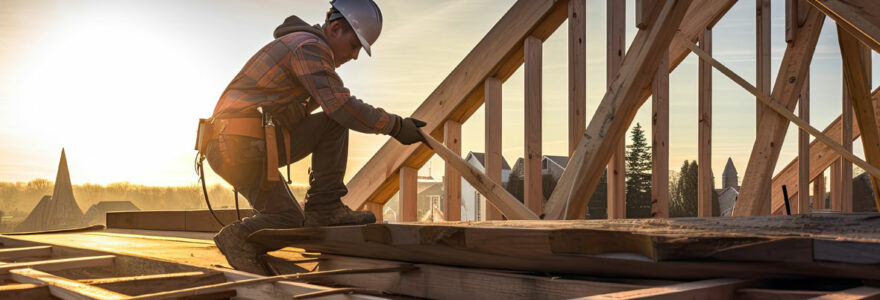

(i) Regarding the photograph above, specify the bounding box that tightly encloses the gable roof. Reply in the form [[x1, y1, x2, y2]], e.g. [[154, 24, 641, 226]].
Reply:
[[465, 152, 512, 170], [15, 149, 85, 232], [84, 201, 140, 224]]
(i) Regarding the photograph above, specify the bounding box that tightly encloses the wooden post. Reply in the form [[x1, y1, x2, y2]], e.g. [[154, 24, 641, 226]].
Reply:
[[607, 0, 626, 219], [569, 0, 586, 156], [842, 77, 854, 213], [524, 36, 543, 216], [756, 0, 772, 214], [485, 78, 504, 220], [797, 74, 810, 214], [733, 7, 824, 217], [831, 160, 842, 211], [399, 166, 418, 222], [786, 0, 798, 43], [839, 26, 880, 211], [365, 202, 384, 223], [698, 29, 713, 218], [652, 50, 670, 219], [813, 172, 826, 209], [444, 121, 462, 221]]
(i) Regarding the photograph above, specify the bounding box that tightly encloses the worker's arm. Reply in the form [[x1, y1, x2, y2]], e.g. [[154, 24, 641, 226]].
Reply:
[[290, 42, 400, 135]]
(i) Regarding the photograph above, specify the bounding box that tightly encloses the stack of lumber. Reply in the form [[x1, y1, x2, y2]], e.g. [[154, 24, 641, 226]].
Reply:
[[249, 213, 880, 281]]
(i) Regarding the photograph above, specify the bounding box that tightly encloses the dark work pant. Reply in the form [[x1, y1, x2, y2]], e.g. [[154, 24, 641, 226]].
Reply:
[[205, 112, 349, 238]]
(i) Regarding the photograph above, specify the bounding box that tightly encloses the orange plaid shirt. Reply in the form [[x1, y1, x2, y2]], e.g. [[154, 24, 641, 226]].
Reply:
[[211, 27, 397, 135]]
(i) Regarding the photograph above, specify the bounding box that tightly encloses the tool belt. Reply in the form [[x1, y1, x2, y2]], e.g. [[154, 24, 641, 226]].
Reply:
[[196, 111, 292, 185]]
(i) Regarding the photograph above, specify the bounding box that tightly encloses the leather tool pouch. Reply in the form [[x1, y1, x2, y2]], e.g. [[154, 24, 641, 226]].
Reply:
[[195, 118, 212, 155]]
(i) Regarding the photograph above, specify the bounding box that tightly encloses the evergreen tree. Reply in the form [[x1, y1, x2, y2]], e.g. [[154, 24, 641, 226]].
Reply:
[[671, 160, 699, 217], [625, 123, 652, 218]]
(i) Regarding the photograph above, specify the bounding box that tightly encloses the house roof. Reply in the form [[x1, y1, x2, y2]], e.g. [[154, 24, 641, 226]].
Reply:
[[544, 155, 569, 168], [465, 152, 512, 170], [15, 149, 85, 232]]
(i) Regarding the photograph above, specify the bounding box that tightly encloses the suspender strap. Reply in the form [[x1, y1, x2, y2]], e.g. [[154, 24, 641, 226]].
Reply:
[[264, 124, 281, 183], [283, 130, 292, 184]]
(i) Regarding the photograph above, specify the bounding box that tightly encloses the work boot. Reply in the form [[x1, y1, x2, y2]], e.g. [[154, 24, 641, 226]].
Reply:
[[213, 222, 271, 276], [303, 200, 376, 227]]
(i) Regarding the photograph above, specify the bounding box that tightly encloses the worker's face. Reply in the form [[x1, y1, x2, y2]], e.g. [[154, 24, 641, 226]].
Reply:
[[326, 20, 362, 68]]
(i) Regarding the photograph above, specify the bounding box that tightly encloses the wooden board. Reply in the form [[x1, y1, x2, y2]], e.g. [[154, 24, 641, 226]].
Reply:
[[0, 283, 53, 300], [79, 271, 227, 296], [525, 36, 544, 216], [0, 246, 52, 260], [569, 0, 586, 155], [798, 73, 811, 214], [806, 0, 880, 53], [106, 209, 255, 232], [0, 255, 115, 275], [757, 0, 773, 214], [418, 129, 538, 220], [10, 268, 128, 300], [811, 286, 880, 300], [399, 166, 418, 222], [249, 214, 880, 281], [606, 0, 626, 220], [734, 6, 825, 216], [652, 50, 670, 218], [444, 120, 462, 221], [485, 77, 504, 220], [577, 278, 753, 300], [698, 28, 713, 217]]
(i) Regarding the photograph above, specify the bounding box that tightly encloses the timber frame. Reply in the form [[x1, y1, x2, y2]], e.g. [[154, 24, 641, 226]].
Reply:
[[343, 0, 880, 220]]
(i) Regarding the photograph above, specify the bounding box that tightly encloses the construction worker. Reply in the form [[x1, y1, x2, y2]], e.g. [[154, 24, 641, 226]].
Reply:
[[204, 0, 426, 275]]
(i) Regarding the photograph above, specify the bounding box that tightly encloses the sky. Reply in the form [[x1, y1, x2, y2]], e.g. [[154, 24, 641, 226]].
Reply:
[[0, 0, 877, 188]]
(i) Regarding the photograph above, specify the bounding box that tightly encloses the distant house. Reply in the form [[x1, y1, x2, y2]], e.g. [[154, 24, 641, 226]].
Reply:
[[507, 155, 572, 205], [461, 152, 511, 221], [383, 175, 444, 222], [84, 201, 140, 225]]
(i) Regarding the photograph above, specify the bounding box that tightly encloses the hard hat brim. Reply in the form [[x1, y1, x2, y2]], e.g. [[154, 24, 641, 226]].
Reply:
[[353, 28, 372, 56]]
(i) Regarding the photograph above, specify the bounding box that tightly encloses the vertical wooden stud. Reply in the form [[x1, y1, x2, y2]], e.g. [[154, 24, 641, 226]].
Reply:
[[569, 0, 586, 156], [444, 121, 462, 221], [797, 74, 810, 214], [607, 0, 626, 219], [399, 166, 418, 222], [831, 160, 842, 211], [842, 76, 854, 213], [698, 29, 713, 217], [756, 0, 772, 215], [365, 202, 384, 223], [525, 36, 544, 216], [652, 50, 670, 218], [813, 172, 826, 209], [485, 78, 504, 220]]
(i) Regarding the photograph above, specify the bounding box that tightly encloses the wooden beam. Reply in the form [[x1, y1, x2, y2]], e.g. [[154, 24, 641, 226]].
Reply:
[[569, 0, 586, 156], [341, 0, 570, 210], [0, 255, 115, 275], [313, 254, 645, 299], [0, 283, 52, 300], [737, 288, 826, 300], [806, 0, 880, 53], [419, 129, 539, 220], [79, 271, 227, 297], [576, 278, 753, 300], [525, 36, 544, 216], [798, 73, 811, 214], [698, 28, 713, 217], [0, 246, 51, 260], [839, 26, 880, 212], [544, 0, 703, 220], [842, 70, 854, 213], [786, 0, 798, 43], [485, 77, 504, 220], [652, 49, 670, 219], [772, 86, 880, 214], [636, 0, 660, 30], [757, 0, 773, 214], [832, 159, 843, 211], [399, 166, 418, 222], [444, 120, 462, 221], [809, 286, 880, 300], [607, 0, 627, 220], [10, 268, 128, 300], [733, 6, 825, 217], [813, 172, 826, 209]]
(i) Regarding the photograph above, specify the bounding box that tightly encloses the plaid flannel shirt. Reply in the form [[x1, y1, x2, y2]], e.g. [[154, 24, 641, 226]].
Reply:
[[212, 29, 397, 135]]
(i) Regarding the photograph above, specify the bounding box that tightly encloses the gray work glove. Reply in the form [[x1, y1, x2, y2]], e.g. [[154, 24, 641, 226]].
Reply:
[[392, 116, 427, 145]]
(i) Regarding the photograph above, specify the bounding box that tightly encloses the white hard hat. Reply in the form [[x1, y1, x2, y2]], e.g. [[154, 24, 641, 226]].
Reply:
[[329, 0, 383, 56]]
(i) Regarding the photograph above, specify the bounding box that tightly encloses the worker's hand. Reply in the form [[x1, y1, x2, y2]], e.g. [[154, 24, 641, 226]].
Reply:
[[392, 117, 427, 145]]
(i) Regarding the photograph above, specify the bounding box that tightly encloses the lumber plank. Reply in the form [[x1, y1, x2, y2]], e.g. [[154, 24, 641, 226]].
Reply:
[[841, 68, 854, 213], [444, 120, 462, 221], [419, 129, 539, 220], [0, 246, 52, 260], [839, 26, 880, 211], [399, 166, 418, 222], [734, 6, 825, 216], [79, 271, 227, 296], [341, 0, 570, 210], [832, 160, 843, 211], [569, 0, 586, 156], [0, 255, 115, 275], [798, 73, 811, 214], [806, 0, 880, 53], [525, 36, 544, 216], [606, 0, 626, 220], [10, 268, 128, 300], [484, 77, 504, 220], [698, 28, 713, 217], [576, 278, 753, 300], [299, 254, 644, 299], [0, 283, 53, 300], [737, 288, 826, 300], [757, 0, 773, 213], [652, 50, 670, 218], [105, 209, 254, 232], [809, 286, 880, 300], [364, 202, 383, 223], [545, 0, 697, 220], [814, 174, 826, 209]]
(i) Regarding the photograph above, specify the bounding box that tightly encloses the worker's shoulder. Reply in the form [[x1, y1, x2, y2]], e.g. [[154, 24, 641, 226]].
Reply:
[[277, 31, 331, 54]]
